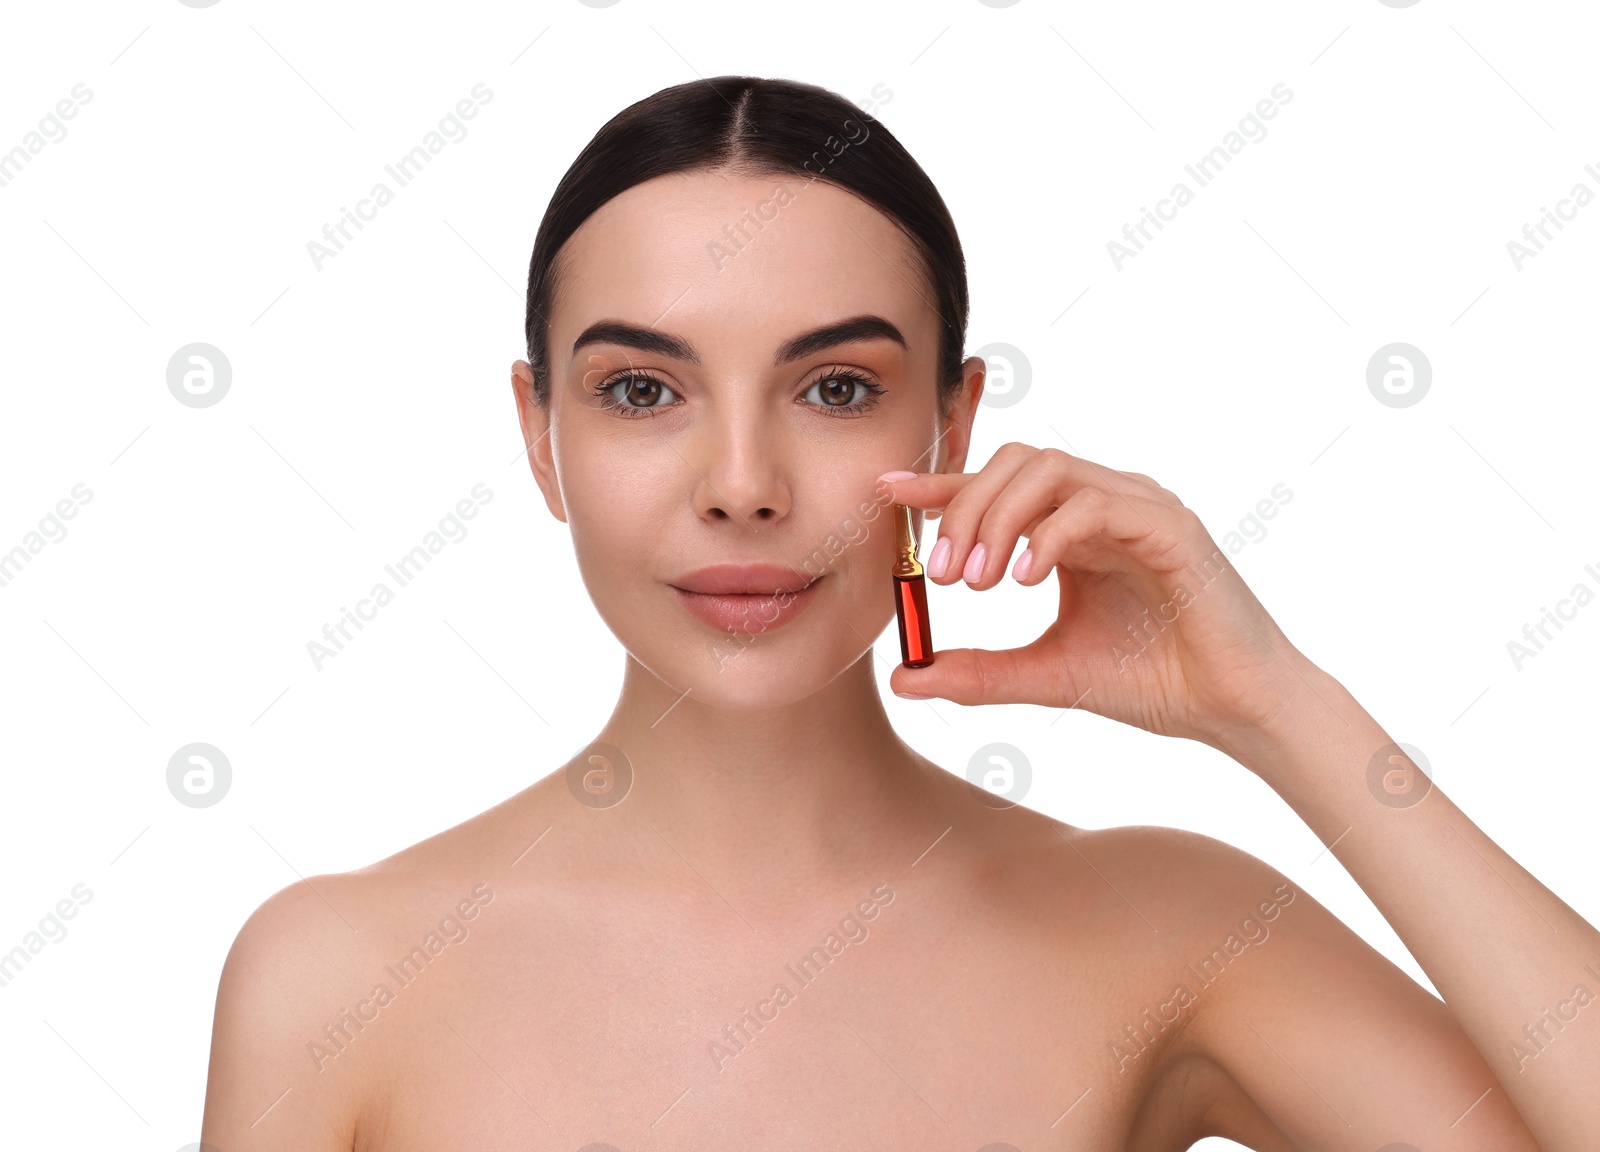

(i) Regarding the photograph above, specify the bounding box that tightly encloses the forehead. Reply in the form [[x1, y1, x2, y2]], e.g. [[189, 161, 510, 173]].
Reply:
[[549, 168, 934, 360]]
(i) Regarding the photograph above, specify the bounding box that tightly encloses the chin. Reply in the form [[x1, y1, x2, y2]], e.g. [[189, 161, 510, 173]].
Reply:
[[636, 623, 869, 712]]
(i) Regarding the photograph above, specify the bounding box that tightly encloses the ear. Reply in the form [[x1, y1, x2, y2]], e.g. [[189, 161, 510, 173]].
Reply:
[[510, 360, 567, 523], [936, 354, 988, 476]]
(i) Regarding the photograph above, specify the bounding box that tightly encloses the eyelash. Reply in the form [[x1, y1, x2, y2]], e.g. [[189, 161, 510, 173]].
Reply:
[[591, 367, 886, 420]]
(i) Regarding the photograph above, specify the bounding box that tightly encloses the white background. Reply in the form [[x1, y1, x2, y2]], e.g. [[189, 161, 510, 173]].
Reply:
[[1, 1, 1596, 1148]]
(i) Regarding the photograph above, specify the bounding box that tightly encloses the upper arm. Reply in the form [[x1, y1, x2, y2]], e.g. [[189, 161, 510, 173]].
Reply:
[[199, 877, 368, 1152], [1169, 833, 1541, 1150]]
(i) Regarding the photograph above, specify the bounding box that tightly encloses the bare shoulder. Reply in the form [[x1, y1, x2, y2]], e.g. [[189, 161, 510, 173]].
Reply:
[[200, 777, 558, 1151], [1052, 820, 1282, 881], [200, 869, 382, 1151], [972, 810, 1296, 922], [1042, 822, 1539, 1147]]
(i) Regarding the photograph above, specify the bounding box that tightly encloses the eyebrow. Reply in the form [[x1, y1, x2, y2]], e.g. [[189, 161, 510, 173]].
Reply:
[[570, 314, 908, 366]]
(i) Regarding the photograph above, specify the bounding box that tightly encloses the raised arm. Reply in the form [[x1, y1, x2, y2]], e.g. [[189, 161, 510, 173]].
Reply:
[[877, 447, 1600, 1148], [1211, 665, 1600, 1149]]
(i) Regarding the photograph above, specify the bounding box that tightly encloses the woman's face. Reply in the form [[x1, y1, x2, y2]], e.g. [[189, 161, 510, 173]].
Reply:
[[513, 167, 982, 711]]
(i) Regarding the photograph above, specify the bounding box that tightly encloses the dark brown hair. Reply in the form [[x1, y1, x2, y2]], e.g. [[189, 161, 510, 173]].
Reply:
[[522, 75, 969, 410]]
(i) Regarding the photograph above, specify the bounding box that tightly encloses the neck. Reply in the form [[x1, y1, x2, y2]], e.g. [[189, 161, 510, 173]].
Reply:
[[587, 651, 941, 905]]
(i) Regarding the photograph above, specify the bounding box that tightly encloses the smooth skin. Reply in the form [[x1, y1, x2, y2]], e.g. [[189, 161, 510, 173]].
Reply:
[[200, 166, 1597, 1150]]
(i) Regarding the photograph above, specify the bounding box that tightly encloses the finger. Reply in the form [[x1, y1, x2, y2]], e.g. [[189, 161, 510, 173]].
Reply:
[[959, 450, 1084, 589], [873, 469, 973, 513], [1014, 486, 1207, 587], [877, 450, 1172, 577], [888, 643, 1078, 709], [906, 443, 1038, 584], [954, 447, 1176, 588]]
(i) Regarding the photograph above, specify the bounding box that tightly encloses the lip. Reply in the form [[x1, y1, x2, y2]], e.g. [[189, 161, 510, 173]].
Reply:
[[671, 562, 819, 595], [669, 563, 825, 635]]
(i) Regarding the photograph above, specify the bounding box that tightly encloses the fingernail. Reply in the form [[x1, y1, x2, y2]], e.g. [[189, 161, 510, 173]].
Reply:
[[926, 535, 952, 579], [1013, 548, 1034, 582], [963, 541, 986, 583], [878, 470, 918, 482], [894, 689, 930, 699]]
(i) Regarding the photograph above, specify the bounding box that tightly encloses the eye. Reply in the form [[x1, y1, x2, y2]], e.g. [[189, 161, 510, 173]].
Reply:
[[592, 372, 681, 418], [801, 367, 885, 417]]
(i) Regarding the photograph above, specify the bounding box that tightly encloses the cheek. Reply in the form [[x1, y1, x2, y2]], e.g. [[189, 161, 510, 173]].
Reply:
[[559, 442, 667, 566], [808, 482, 903, 609]]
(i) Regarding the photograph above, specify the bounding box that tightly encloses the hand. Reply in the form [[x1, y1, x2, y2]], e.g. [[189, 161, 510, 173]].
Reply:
[[878, 444, 1323, 752]]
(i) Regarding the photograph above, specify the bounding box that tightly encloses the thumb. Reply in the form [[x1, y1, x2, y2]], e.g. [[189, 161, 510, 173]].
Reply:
[[888, 646, 1036, 707]]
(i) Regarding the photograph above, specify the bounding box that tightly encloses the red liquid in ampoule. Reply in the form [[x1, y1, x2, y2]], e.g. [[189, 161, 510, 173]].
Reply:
[[895, 573, 934, 667]]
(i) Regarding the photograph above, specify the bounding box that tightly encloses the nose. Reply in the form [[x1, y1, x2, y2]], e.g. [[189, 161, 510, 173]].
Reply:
[[687, 405, 792, 528]]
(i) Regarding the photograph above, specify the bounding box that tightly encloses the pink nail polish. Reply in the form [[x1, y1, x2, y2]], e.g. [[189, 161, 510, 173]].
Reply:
[[878, 470, 918, 482], [1013, 548, 1034, 582], [926, 535, 951, 579], [963, 541, 986, 583]]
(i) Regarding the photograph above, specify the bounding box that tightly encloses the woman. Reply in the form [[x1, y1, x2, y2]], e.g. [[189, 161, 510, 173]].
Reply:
[[200, 76, 1597, 1150]]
